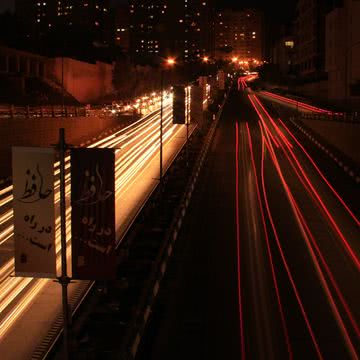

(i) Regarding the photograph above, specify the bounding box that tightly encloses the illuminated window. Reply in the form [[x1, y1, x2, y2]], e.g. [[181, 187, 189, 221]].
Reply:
[[285, 41, 294, 48]]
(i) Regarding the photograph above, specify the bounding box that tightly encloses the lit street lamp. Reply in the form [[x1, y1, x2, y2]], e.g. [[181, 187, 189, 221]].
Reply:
[[160, 57, 176, 185]]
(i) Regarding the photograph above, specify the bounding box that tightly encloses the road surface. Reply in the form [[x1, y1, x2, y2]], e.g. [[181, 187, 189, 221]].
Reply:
[[137, 83, 360, 359]]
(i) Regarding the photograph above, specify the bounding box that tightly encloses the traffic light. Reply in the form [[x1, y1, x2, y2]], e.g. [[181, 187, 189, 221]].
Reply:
[[172, 85, 186, 124]]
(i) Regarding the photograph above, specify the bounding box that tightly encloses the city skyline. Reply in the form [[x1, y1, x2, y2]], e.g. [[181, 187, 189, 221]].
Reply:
[[0, 0, 14, 12], [1, 0, 296, 22]]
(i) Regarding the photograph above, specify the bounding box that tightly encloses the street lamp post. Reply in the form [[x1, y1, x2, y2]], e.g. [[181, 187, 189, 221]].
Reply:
[[186, 86, 190, 168], [160, 68, 164, 184], [159, 57, 175, 185]]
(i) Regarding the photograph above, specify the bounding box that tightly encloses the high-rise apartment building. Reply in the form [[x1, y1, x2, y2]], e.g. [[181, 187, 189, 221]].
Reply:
[[326, 0, 360, 105], [114, 6, 130, 52], [129, 0, 215, 63], [15, 0, 110, 58], [128, 0, 166, 61], [215, 9, 263, 62], [272, 35, 295, 76], [294, 0, 334, 77], [172, 0, 215, 62]]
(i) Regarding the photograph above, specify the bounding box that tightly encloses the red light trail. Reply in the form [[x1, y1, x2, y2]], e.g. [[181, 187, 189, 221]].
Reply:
[[247, 123, 324, 359], [244, 89, 360, 358], [235, 121, 246, 359], [245, 122, 293, 359]]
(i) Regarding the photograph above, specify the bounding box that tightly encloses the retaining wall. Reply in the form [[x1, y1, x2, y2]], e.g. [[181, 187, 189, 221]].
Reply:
[[0, 115, 131, 177]]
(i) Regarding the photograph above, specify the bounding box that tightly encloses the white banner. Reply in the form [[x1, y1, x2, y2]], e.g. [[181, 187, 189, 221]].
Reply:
[[12, 147, 56, 278], [217, 70, 225, 90]]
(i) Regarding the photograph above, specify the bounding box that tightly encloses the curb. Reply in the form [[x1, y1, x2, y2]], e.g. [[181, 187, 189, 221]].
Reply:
[[290, 117, 360, 184], [121, 92, 229, 360]]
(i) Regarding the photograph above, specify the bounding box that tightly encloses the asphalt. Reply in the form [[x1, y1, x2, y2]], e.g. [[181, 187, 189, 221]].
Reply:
[[136, 85, 360, 360]]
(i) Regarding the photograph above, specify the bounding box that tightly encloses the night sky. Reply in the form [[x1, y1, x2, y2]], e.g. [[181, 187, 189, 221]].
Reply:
[[0, 0, 296, 23], [0, 0, 14, 13], [217, 0, 296, 23]]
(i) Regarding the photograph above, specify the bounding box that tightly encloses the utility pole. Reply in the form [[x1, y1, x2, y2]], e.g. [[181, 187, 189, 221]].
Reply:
[[57, 128, 71, 360]]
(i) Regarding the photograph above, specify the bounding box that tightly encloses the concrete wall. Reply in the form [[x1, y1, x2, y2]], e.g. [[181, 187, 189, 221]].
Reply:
[[325, 1, 360, 107], [294, 80, 329, 102], [0, 115, 130, 177], [0, 46, 114, 104], [326, 8, 346, 101], [0, 46, 47, 78], [47, 58, 114, 103]]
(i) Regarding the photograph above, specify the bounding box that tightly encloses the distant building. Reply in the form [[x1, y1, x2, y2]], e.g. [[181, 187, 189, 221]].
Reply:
[[272, 35, 295, 76], [128, 0, 215, 63], [172, 0, 215, 62], [15, 0, 111, 59], [294, 0, 335, 78], [113, 6, 130, 53], [326, 0, 360, 105], [128, 0, 165, 61], [215, 9, 263, 62]]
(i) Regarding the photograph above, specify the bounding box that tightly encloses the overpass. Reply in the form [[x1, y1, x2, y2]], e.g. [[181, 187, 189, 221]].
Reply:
[[0, 80, 358, 359]]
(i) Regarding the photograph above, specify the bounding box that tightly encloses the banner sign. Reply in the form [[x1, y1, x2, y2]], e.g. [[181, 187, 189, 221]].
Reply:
[[173, 85, 186, 124], [71, 148, 117, 280], [217, 70, 225, 90], [12, 147, 56, 278], [199, 76, 208, 99], [191, 86, 204, 126]]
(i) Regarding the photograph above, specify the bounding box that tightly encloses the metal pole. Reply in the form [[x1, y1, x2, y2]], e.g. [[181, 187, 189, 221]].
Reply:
[[62, 55, 64, 116], [296, 101, 299, 118], [345, 46, 348, 112], [160, 69, 164, 184], [58, 128, 71, 360], [186, 86, 189, 168]]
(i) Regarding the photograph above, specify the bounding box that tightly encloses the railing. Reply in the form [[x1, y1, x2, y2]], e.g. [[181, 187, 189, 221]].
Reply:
[[0, 104, 141, 119], [0, 104, 88, 118], [119, 89, 229, 360], [300, 112, 360, 124]]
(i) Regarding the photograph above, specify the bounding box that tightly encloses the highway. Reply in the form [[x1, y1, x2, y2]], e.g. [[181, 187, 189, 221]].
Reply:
[[137, 81, 359, 359], [0, 91, 196, 359]]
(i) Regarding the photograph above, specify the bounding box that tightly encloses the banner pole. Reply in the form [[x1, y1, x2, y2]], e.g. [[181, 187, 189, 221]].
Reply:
[[58, 128, 71, 360]]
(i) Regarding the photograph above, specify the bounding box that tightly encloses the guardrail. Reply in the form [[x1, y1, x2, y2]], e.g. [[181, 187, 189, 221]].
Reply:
[[300, 112, 360, 124], [0, 104, 140, 119], [119, 90, 229, 360], [0, 104, 88, 118]]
